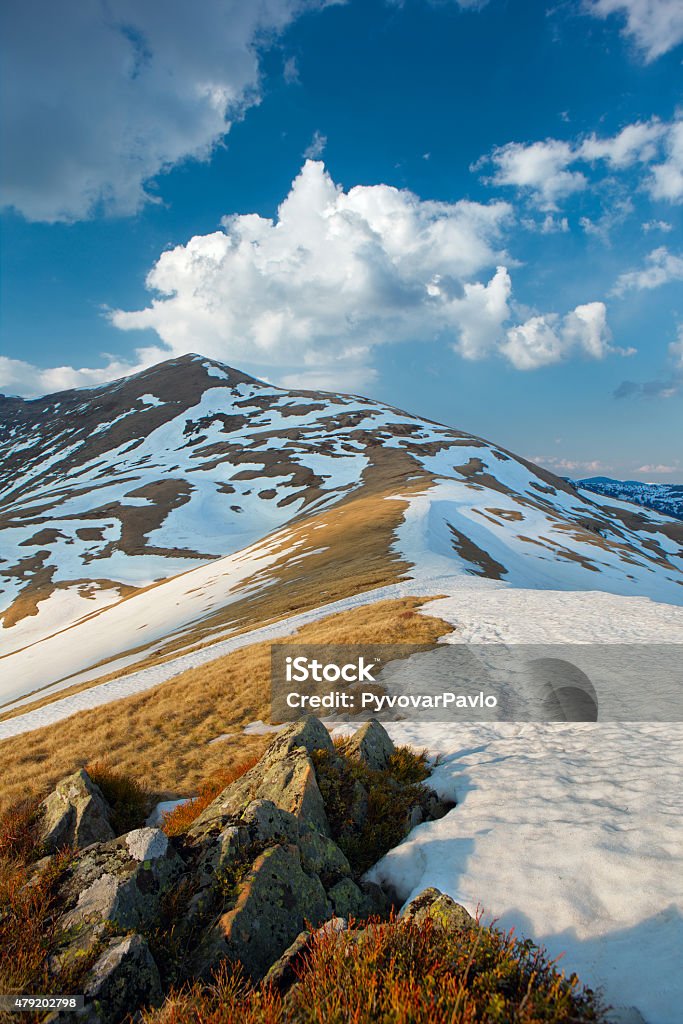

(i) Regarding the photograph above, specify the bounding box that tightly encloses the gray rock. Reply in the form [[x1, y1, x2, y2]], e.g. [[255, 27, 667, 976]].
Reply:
[[124, 827, 168, 862], [425, 792, 455, 820], [188, 825, 250, 922], [406, 804, 424, 830], [240, 799, 351, 884], [196, 825, 247, 881], [342, 719, 395, 770], [297, 825, 351, 885], [189, 745, 330, 839], [400, 887, 476, 931], [263, 716, 334, 761], [82, 934, 162, 1023], [360, 880, 395, 918], [205, 843, 331, 980], [38, 769, 115, 854], [262, 929, 311, 994], [240, 799, 300, 843], [327, 877, 368, 919], [57, 830, 185, 942], [317, 916, 348, 935]]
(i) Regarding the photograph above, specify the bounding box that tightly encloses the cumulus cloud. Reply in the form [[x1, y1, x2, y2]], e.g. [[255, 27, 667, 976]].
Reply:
[[578, 119, 667, 166], [0, 352, 161, 399], [476, 116, 683, 210], [2, 163, 627, 396], [0, 0, 336, 222], [649, 120, 683, 202], [109, 161, 519, 384], [583, 0, 683, 62], [107, 161, 626, 384], [477, 140, 586, 210], [501, 302, 631, 370], [611, 247, 683, 295]]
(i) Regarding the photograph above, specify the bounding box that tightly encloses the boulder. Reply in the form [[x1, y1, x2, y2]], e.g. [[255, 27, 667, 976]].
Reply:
[[81, 934, 162, 1024], [239, 799, 351, 885], [327, 877, 368, 919], [240, 799, 300, 844], [38, 769, 115, 854], [342, 719, 395, 770], [57, 828, 185, 944], [297, 825, 350, 886], [262, 929, 311, 994], [262, 716, 334, 761], [206, 843, 331, 980], [189, 745, 330, 839], [400, 887, 476, 931]]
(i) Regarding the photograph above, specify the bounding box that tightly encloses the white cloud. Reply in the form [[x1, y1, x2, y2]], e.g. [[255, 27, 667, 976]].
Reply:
[[480, 140, 586, 210], [477, 115, 683, 210], [303, 130, 327, 159], [584, 0, 683, 62], [283, 56, 301, 84], [2, 163, 626, 396], [522, 214, 570, 234], [531, 455, 609, 474], [501, 302, 629, 370], [0, 352, 161, 399], [642, 220, 673, 232], [110, 161, 519, 384], [579, 119, 666, 166], [611, 247, 683, 295], [636, 463, 679, 474], [649, 121, 683, 202], [0, 0, 337, 223]]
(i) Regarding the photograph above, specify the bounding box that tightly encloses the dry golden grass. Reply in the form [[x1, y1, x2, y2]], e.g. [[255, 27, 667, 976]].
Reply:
[[0, 447, 431, 723], [0, 598, 451, 818]]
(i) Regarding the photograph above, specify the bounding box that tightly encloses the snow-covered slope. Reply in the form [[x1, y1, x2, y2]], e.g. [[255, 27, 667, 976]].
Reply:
[[366, 719, 683, 1024], [1, 354, 682, 702]]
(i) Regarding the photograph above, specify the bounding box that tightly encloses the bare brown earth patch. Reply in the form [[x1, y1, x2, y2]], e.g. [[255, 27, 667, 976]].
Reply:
[[447, 523, 507, 579], [0, 598, 451, 818]]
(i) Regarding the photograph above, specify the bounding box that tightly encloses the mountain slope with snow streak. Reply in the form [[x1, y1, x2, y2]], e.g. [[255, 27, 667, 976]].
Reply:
[[1, 353, 682, 706]]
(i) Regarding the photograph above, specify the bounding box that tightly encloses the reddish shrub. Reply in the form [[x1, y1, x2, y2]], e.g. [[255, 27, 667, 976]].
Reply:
[[162, 757, 260, 837]]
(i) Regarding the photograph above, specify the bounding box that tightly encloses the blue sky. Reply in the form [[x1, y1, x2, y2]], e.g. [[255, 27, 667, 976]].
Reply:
[[1, 0, 682, 480]]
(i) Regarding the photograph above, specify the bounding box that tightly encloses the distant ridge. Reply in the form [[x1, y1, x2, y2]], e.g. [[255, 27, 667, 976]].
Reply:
[[574, 476, 683, 522]]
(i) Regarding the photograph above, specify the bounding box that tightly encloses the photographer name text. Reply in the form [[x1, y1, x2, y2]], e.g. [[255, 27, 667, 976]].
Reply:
[[285, 691, 498, 711]]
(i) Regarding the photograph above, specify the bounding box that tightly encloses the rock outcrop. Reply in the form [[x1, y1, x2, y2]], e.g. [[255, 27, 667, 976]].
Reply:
[[399, 886, 476, 931], [32, 716, 453, 1023], [341, 718, 396, 770], [37, 768, 115, 854]]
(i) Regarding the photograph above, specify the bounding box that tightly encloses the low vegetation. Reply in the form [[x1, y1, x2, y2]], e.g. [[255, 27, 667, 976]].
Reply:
[[86, 761, 151, 834], [140, 915, 607, 1024], [0, 800, 100, 1011], [312, 742, 433, 874]]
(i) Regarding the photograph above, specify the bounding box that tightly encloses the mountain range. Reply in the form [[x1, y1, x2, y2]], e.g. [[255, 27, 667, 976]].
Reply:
[[1, 353, 682, 711], [574, 476, 683, 521]]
